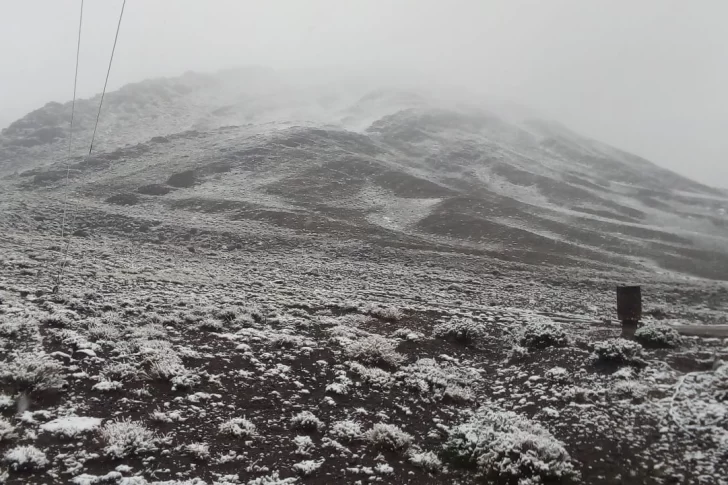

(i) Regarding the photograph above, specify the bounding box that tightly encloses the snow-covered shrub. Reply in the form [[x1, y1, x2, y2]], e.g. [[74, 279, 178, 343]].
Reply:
[[325, 371, 352, 396], [102, 362, 139, 381], [293, 435, 315, 456], [0, 418, 15, 442], [329, 420, 363, 442], [443, 384, 474, 403], [220, 417, 257, 438], [215, 306, 239, 323], [0, 395, 13, 409], [148, 358, 187, 380], [0, 318, 32, 337], [562, 386, 600, 404], [3, 445, 48, 470], [40, 416, 102, 438], [537, 407, 561, 420], [271, 333, 308, 349], [198, 318, 225, 331], [397, 358, 473, 403], [170, 371, 200, 391], [186, 442, 211, 460], [52, 328, 99, 354], [670, 363, 728, 436], [433, 317, 485, 345], [138, 340, 187, 380], [364, 304, 403, 321], [592, 338, 645, 366], [442, 404, 579, 483], [344, 335, 404, 368], [391, 328, 424, 341], [364, 423, 413, 452], [545, 366, 570, 383], [41, 313, 73, 328], [100, 419, 157, 458], [347, 362, 393, 387], [0, 352, 65, 392], [292, 458, 324, 477], [141, 343, 194, 386], [92, 379, 123, 392], [611, 380, 648, 403], [519, 318, 569, 349], [87, 320, 121, 341], [290, 411, 324, 433], [150, 408, 184, 423], [634, 323, 682, 349], [505, 344, 529, 363], [408, 449, 442, 472]]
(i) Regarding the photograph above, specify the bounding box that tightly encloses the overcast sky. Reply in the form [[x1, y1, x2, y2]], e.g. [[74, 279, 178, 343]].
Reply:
[[1, 0, 726, 187]]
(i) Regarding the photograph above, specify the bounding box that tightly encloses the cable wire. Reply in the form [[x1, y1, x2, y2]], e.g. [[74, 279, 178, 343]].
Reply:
[[87, 0, 126, 157], [55, 0, 84, 291], [54, 0, 127, 292]]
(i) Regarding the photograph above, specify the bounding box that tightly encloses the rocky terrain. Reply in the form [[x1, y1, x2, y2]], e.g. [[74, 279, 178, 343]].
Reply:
[[0, 68, 727, 484], [3, 69, 728, 281]]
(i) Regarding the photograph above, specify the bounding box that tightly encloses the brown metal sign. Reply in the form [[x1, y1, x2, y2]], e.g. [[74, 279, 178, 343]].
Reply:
[[617, 286, 642, 323]]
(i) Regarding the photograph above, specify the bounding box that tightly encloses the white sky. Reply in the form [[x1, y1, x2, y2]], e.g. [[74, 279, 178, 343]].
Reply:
[[1, 0, 726, 187]]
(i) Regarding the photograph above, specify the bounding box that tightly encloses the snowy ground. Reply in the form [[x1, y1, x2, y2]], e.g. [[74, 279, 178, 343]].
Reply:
[[1, 69, 728, 484], [1, 218, 727, 484]]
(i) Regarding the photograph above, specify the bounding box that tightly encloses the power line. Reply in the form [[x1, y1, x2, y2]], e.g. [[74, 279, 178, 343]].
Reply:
[[55, 0, 84, 287], [87, 0, 126, 157], [54, 0, 127, 292]]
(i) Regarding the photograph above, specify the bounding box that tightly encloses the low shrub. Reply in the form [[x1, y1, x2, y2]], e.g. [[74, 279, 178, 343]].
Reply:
[[397, 358, 473, 403], [634, 323, 681, 349], [293, 435, 315, 456], [3, 445, 48, 470], [592, 339, 645, 366], [344, 335, 404, 368], [0, 352, 65, 392], [99, 419, 158, 458], [432, 317, 486, 345], [519, 318, 569, 349], [220, 417, 257, 438], [292, 458, 324, 477], [185, 442, 210, 460], [442, 404, 579, 483], [408, 449, 442, 473], [363, 304, 403, 321], [0, 418, 16, 442], [329, 420, 362, 442], [364, 423, 413, 452], [290, 411, 324, 433]]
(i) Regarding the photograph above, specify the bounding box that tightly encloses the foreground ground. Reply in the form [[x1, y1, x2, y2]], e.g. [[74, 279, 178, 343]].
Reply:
[[1, 217, 727, 484]]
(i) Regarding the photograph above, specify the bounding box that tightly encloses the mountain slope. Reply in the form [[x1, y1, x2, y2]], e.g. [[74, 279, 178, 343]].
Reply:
[[2, 68, 727, 280]]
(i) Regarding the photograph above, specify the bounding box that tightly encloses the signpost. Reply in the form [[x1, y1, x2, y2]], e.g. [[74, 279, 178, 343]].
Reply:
[[617, 286, 642, 326]]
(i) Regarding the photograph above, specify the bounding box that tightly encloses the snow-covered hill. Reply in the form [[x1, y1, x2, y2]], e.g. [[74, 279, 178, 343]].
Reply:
[[2, 67, 727, 279]]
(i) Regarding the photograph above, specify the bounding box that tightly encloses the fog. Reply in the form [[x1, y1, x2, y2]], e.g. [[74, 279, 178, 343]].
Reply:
[[1, 0, 726, 187]]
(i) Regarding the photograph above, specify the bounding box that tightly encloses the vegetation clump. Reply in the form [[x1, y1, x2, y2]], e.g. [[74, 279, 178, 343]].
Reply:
[[442, 404, 580, 483], [634, 323, 682, 349], [519, 318, 569, 349], [593, 338, 645, 366]]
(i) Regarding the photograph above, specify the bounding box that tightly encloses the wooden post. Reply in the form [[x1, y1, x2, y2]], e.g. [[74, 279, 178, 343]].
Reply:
[[617, 286, 642, 327]]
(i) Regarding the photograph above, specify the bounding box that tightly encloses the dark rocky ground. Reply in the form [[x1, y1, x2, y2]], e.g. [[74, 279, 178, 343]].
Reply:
[[0, 193, 727, 484]]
